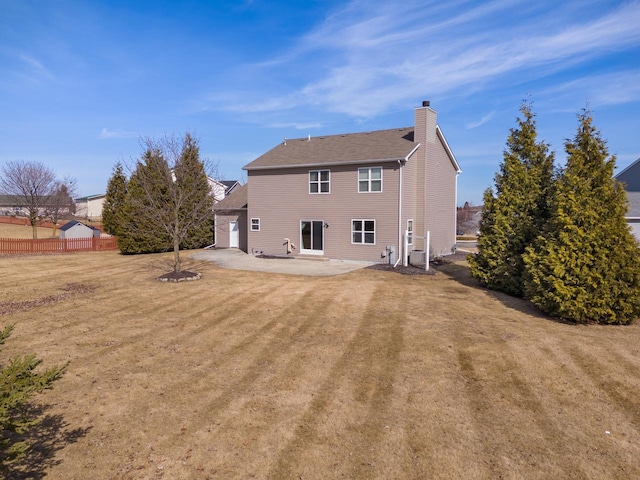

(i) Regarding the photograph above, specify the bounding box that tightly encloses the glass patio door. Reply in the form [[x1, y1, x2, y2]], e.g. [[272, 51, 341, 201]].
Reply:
[[300, 220, 324, 254]]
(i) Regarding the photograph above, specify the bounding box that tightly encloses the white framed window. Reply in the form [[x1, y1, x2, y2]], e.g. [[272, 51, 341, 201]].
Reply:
[[407, 219, 414, 245], [352, 219, 376, 245], [310, 170, 330, 194], [251, 218, 260, 231], [358, 167, 382, 193]]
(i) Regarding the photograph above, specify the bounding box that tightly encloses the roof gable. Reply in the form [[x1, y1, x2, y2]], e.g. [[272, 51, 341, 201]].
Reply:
[[244, 128, 416, 171], [615, 157, 640, 191], [221, 180, 240, 189], [213, 184, 247, 211], [60, 220, 87, 231]]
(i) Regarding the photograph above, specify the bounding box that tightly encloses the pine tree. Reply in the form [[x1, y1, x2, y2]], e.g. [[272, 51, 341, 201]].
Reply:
[[0, 324, 66, 472], [102, 162, 128, 237], [523, 110, 640, 324], [469, 104, 555, 296], [175, 133, 214, 251], [117, 149, 172, 255]]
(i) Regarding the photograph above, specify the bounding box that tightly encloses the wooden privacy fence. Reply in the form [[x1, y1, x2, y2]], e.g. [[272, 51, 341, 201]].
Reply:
[[0, 237, 118, 254]]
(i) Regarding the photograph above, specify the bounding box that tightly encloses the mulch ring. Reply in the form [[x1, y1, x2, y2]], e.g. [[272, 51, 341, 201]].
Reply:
[[366, 252, 470, 276], [157, 270, 202, 282]]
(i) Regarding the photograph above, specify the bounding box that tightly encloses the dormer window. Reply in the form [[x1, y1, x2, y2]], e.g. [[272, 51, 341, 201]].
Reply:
[[310, 170, 330, 194]]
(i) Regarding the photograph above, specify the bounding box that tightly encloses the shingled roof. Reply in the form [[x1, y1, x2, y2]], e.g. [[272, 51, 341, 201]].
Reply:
[[213, 184, 247, 211], [616, 158, 640, 192], [243, 128, 416, 170]]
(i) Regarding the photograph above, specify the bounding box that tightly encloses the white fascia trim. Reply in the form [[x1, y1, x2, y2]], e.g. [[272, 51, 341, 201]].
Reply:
[[243, 157, 405, 171], [436, 126, 461, 173]]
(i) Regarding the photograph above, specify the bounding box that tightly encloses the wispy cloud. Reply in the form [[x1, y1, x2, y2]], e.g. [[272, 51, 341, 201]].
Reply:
[[269, 122, 323, 130], [539, 70, 640, 107], [466, 111, 496, 129], [194, 92, 303, 114], [208, 0, 640, 119], [3, 52, 56, 84], [100, 128, 138, 139]]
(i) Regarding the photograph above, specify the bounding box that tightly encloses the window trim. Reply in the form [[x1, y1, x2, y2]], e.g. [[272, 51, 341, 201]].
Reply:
[[250, 218, 260, 232], [309, 169, 330, 194], [407, 219, 414, 245], [351, 219, 376, 245], [358, 166, 383, 193]]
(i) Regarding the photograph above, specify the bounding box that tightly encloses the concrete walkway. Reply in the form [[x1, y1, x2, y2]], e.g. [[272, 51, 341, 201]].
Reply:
[[191, 248, 373, 276]]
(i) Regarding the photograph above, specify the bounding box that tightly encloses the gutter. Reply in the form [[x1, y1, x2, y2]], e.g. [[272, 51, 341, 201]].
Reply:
[[244, 157, 407, 171], [397, 143, 421, 267]]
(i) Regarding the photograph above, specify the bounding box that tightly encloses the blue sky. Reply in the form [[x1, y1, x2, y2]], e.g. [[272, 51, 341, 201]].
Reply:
[[1, 0, 639, 205]]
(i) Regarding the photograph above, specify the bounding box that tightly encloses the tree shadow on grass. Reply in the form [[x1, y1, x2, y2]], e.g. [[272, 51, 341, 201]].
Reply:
[[3, 404, 91, 480], [436, 259, 574, 325]]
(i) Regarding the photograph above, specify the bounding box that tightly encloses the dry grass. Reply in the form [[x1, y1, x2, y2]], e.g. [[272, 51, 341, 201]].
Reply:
[[1, 251, 639, 479], [0, 223, 58, 239]]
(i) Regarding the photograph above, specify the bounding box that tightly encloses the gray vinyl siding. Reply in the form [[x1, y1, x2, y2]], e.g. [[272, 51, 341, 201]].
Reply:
[[248, 163, 400, 262], [424, 136, 458, 256], [630, 220, 640, 243], [215, 211, 247, 252]]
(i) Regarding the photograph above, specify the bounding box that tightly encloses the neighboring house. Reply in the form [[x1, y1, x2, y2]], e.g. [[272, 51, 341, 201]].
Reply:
[[213, 184, 248, 250], [75, 177, 231, 223], [0, 195, 26, 216], [207, 177, 228, 203], [615, 157, 640, 241], [0, 194, 72, 218], [241, 102, 461, 263], [75, 194, 106, 220], [59, 220, 100, 239], [220, 180, 241, 197]]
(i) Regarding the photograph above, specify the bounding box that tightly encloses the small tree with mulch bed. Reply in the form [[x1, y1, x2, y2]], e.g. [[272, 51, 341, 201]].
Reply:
[[111, 133, 215, 280]]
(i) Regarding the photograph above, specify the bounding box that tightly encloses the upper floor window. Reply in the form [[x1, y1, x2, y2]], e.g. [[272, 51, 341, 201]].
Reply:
[[358, 167, 382, 193], [310, 170, 330, 194]]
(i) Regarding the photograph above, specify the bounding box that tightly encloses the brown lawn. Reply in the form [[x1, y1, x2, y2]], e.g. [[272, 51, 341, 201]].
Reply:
[[1, 251, 639, 479], [0, 223, 58, 239]]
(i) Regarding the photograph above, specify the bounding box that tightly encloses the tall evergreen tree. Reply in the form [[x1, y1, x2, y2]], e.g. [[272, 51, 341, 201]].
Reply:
[[102, 162, 128, 237], [523, 111, 640, 324], [469, 104, 555, 296], [174, 133, 214, 251], [118, 149, 172, 255]]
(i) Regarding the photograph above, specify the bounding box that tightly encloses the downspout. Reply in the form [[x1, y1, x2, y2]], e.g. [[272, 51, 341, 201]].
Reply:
[[396, 143, 420, 267]]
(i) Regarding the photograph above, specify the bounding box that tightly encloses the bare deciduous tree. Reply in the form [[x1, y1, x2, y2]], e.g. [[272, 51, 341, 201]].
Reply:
[[0, 160, 58, 239], [122, 133, 215, 274], [44, 177, 77, 236]]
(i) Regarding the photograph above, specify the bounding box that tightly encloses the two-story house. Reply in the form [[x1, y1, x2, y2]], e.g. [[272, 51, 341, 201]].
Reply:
[[219, 102, 460, 264]]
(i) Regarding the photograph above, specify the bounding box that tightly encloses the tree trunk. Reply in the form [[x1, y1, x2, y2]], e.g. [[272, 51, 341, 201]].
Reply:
[[173, 219, 181, 273]]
